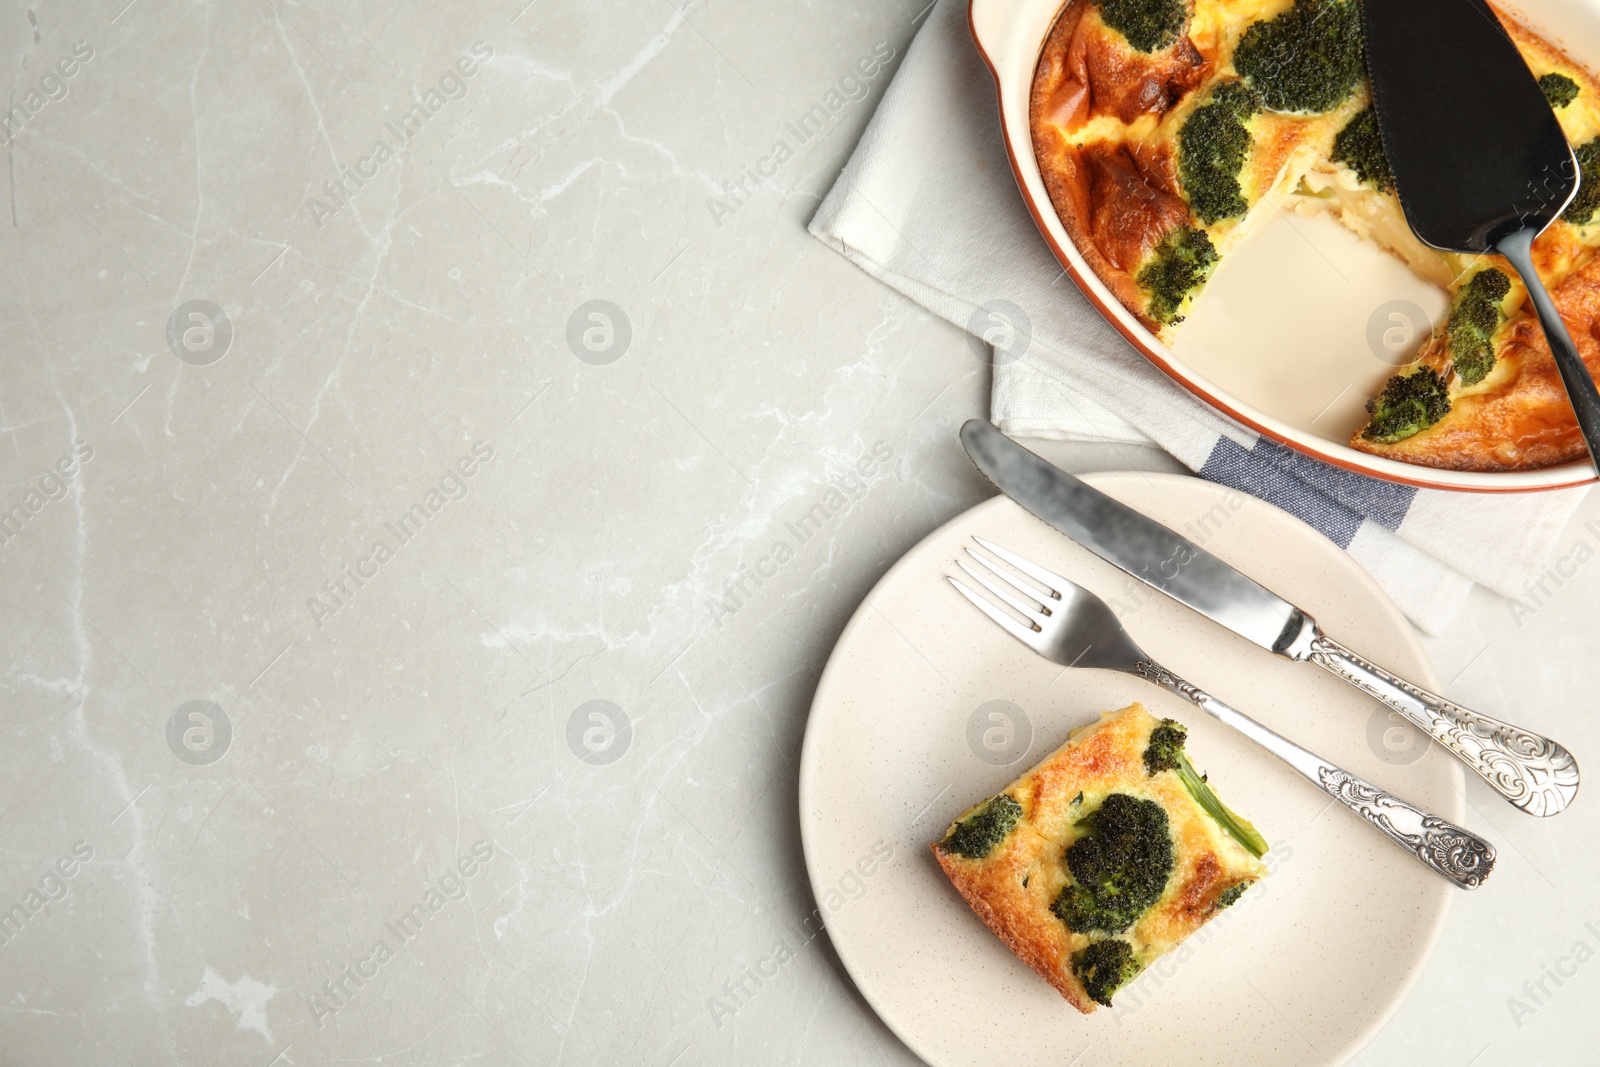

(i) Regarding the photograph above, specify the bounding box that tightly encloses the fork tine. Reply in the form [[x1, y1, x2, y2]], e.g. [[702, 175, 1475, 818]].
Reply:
[[972, 536, 1072, 598], [948, 576, 1045, 646], [956, 559, 1048, 624], [962, 549, 1054, 613]]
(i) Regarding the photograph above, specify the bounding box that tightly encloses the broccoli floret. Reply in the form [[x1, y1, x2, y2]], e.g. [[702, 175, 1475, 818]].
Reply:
[[1096, 0, 1189, 53], [1447, 268, 1512, 386], [1177, 80, 1262, 224], [1540, 72, 1580, 109], [1143, 718, 1188, 776], [1051, 793, 1174, 934], [1331, 108, 1395, 192], [1453, 268, 1511, 332], [1563, 140, 1600, 225], [1214, 882, 1251, 910], [1233, 0, 1364, 114], [1361, 367, 1452, 443], [1141, 719, 1269, 856], [1449, 331, 1494, 387], [1072, 938, 1143, 1006], [1446, 278, 1510, 385], [1137, 225, 1219, 324], [939, 793, 1022, 859]]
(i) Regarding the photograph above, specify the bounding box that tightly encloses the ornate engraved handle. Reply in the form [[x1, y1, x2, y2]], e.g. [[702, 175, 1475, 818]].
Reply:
[[1131, 659, 1496, 890], [1306, 632, 1580, 817], [1315, 767, 1496, 889]]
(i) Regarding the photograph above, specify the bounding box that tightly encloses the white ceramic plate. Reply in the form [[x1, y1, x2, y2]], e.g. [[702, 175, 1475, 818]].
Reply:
[[968, 0, 1600, 492], [798, 474, 1464, 1067]]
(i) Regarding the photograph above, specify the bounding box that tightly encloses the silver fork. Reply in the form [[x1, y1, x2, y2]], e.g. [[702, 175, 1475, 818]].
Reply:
[[949, 536, 1495, 890]]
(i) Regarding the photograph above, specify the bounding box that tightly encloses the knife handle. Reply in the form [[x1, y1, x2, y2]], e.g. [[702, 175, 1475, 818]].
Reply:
[[1132, 660, 1496, 890], [1305, 632, 1580, 817]]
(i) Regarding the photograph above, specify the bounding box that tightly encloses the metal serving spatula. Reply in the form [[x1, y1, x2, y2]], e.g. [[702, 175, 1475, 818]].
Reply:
[[1362, 0, 1600, 467]]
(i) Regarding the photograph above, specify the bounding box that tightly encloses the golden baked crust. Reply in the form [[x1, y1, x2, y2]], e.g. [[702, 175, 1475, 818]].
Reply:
[[1350, 248, 1600, 471], [932, 703, 1268, 1013], [1028, 0, 1600, 471]]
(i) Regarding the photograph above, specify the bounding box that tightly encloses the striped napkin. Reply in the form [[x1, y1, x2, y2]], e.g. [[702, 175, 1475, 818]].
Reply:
[[808, 0, 1589, 632]]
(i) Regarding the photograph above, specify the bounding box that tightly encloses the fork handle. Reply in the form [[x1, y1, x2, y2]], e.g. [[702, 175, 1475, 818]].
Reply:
[[1131, 660, 1496, 890], [1305, 632, 1579, 817]]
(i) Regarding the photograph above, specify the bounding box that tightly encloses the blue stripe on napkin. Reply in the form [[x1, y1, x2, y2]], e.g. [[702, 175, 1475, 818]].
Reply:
[[1198, 437, 1417, 548]]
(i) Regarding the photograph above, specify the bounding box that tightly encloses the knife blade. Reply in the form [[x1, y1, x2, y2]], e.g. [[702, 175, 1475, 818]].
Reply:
[[959, 420, 1309, 656], [959, 419, 1580, 816]]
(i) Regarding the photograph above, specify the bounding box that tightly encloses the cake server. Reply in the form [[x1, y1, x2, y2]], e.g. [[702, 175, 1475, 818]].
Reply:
[[1362, 0, 1600, 468], [960, 419, 1580, 816]]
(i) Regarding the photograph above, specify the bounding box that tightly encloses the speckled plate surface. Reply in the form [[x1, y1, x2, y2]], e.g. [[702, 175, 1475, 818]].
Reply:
[[797, 473, 1463, 1067]]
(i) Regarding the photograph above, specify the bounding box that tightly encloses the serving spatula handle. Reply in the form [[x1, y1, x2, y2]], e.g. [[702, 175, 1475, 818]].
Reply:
[[1306, 631, 1580, 816], [1496, 228, 1600, 471]]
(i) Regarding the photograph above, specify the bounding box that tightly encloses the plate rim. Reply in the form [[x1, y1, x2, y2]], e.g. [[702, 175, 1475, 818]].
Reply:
[[965, 0, 1596, 494], [797, 472, 1460, 1066]]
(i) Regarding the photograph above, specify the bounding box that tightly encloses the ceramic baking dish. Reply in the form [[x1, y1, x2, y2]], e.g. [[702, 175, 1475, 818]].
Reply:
[[968, 0, 1600, 491]]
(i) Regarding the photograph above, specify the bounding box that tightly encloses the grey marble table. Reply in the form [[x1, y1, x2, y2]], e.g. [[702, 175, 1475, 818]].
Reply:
[[1, 0, 1595, 1064]]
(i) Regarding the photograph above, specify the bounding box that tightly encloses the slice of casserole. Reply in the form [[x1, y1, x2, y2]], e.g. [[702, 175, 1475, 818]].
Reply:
[[932, 703, 1269, 1012]]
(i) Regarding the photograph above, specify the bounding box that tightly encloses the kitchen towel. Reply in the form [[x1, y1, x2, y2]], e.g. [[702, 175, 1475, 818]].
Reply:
[[808, 0, 1589, 633]]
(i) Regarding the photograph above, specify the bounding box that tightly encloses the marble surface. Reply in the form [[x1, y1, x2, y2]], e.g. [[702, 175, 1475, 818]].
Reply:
[[1, 1, 1596, 1064]]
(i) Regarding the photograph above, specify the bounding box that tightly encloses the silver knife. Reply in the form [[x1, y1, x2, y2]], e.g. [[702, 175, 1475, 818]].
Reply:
[[960, 419, 1580, 817]]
